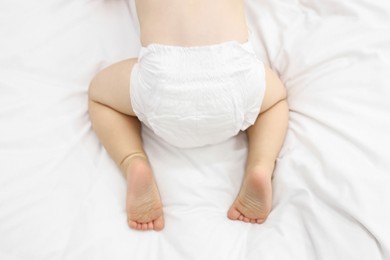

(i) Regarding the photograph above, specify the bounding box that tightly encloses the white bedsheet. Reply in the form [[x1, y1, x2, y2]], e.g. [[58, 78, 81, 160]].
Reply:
[[1, 0, 389, 259]]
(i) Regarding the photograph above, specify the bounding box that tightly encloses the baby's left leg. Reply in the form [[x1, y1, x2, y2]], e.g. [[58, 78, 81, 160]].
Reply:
[[228, 66, 289, 223], [88, 59, 164, 231]]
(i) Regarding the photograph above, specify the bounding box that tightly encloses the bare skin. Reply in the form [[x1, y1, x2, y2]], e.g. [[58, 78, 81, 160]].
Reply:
[[123, 156, 164, 231], [227, 166, 273, 223], [88, 0, 288, 231]]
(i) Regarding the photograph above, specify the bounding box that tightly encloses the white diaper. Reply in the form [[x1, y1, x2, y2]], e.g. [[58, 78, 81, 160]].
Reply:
[[130, 40, 266, 148]]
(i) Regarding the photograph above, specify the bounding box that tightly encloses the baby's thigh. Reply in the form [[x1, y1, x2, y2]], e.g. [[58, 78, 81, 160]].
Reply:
[[89, 58, 138, 116]]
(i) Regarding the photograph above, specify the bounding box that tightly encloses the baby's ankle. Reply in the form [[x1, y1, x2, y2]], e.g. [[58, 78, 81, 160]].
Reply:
[[120, 152, 148, 176], [245, 162, 275, 179]]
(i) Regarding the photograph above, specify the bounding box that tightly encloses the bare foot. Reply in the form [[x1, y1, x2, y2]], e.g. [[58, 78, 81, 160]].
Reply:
[[227, 166, 272, 224], [124, 156, 164, 231]]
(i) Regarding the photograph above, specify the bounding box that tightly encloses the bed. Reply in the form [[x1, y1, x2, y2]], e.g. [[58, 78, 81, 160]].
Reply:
[[1, 0, 390, 259]]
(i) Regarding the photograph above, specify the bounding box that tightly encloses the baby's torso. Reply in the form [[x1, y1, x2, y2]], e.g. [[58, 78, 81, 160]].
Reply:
[[132, 0, 263, 148], [135, 0, 248, 47]]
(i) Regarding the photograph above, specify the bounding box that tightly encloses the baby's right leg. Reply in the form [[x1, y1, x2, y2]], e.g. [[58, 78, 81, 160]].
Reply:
[[88, 59, 164, 231]]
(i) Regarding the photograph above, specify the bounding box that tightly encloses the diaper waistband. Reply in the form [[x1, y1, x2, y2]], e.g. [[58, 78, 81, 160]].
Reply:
[[140, 41, 255, 59], [138, 30, 256, 60]]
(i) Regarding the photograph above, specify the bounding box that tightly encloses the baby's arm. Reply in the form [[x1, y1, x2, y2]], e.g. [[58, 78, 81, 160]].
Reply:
[[246, 66, 288, 175]]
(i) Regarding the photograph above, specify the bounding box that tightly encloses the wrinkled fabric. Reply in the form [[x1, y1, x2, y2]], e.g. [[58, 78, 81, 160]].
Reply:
[[130, 41, 265, 148]]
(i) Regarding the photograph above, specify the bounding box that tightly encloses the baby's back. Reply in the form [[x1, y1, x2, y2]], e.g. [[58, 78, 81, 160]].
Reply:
[[136, 0, 247, 47]]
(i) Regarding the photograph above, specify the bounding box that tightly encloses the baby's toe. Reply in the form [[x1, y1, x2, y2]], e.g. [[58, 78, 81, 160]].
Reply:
[[153, 216, 164, 231]]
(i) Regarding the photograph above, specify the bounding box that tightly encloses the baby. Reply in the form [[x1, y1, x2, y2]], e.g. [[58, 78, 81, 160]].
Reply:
[[88, 0, 288, 231]]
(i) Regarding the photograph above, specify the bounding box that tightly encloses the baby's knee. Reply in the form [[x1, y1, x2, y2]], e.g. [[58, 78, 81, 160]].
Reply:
[[88, 70, 106, 102]]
